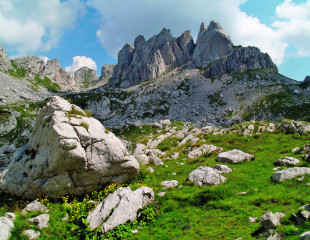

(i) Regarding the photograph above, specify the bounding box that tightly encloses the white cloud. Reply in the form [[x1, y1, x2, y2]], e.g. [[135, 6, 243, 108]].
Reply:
[[65, 56, 97, 72], [87, 0, 287, 64], [0, 0, 85, 56], [273, 0, 310, 57]]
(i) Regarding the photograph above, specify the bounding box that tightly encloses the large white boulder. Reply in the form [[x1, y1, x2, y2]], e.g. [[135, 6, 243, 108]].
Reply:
[[188, 166, 226, 186], [0, 96, 139, 198], [272, 167, 310, 182]]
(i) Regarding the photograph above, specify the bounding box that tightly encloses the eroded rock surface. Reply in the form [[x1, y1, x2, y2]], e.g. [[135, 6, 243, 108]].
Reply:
[[87, 187, 154, 233], [188, 166, 226, 186], [274, 157, 300, 166], [0, 96, 139, 198], [0, 45, 12, 73]]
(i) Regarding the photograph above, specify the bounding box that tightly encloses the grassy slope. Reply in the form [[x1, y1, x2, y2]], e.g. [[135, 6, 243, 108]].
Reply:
[[0, 124, 309, 239]]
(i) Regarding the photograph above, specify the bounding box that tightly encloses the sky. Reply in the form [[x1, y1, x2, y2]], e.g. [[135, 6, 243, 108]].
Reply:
[[0, 0, 310, 81]]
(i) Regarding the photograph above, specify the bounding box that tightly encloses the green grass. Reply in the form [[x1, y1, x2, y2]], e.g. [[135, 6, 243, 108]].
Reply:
[[1, 123, 309, 239]]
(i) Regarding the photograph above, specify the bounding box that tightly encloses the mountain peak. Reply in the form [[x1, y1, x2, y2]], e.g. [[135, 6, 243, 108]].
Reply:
[[207, 20, 223, 31]]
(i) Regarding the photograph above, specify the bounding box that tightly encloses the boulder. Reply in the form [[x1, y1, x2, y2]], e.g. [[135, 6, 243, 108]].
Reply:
[[193, 21, 233, 68], [278, 119, 310, 135], [24, 229, 41, 239], [274, 157, 300, 166], [260, 212, 285, 230], [135, 154, 150, 165], [87, 187, 154, 233], [161, 180, 178, 189], [188, 166, 226, 186], [216, 149, 254, 163], [28, 214, 49, 229], [0, 96, 139, 198], [0, 215, 14, 240], [272, 167, 310, 182], [150, 156, 164, 166]]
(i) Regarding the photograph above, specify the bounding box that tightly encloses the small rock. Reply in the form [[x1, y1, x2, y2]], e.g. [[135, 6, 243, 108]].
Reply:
[[300, 231, 310, 240], [291, 147, 300, 153], [274, 157, 300, 166], [150, 156, 163, 166], [236, 192, 247, 195], [212, 164, 232, 174], [298, 176, 305, 181], [161, 180, 178, 189], [147, 167, 154, 174], [23, 229, 40, 239], [62, 214, 69, 221], [179, 163, 185, 165], [171, 152, 179, 159], [248, 217, 257, 223], [300, 211, 310, 219], [22, 200, 49, 215], [188, 166, 226, 186], [273, 167, 280, 171], [28, 214, 50, 229], [260, 212, 285, 230], [172, 173, 177, 175], [158, 192, 166, 197], [216, 149, 254, 163], [131, 229, 138, 234]]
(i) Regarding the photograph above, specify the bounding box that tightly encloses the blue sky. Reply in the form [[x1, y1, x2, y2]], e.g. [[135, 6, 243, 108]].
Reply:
[[0, 0, 309, 81]]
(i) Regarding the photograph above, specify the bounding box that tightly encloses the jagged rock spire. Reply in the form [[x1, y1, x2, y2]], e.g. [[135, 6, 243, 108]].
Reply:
[[0, 45, 12, 73]]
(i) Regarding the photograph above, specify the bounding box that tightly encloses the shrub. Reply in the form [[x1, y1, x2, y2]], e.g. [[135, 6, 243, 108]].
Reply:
[[80, 122, 89, 131]]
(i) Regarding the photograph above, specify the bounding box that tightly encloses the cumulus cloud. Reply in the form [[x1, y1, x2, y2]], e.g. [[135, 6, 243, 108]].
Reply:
[[88, 0, 287, 64], [0, 0, 85, 56], [273, 0, 310, 57], [65, 56, 97, 72]]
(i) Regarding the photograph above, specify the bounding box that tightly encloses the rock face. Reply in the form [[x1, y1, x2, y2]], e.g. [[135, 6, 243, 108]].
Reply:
[[204, 46, 278, 79], [73, 66, 99, 87], [110, 28, 194, 87], [11, 56, 44, 79], [87, 187, 154, 233], [188, 166, 226, 186], [100, 64, 115, 81], [0, 111, 17, 136], [272, 167, 310, 182], [278, 119, 310, 135], [193, 21, 233, 68], [109, 20, 278, 88], [216, 149, 254, 163], [0, 96, 139, 198], [43, 59, 71, 85], [0, 45, 12, 73]]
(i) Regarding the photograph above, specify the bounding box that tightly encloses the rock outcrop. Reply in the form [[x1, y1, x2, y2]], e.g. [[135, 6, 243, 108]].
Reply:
[[278, 119, 310, 135], [73, 66, 99, 88], [0, 96, 139, 198], [42, 59, 71, 85], [11, 56, 45, 79], [87, 187, 154, 233], [0, 45, 12, 73], [204, 46, 278, 79], [110, 28, 194, 87], [192, 21, 233, 68], [100, 64, 115, 81]]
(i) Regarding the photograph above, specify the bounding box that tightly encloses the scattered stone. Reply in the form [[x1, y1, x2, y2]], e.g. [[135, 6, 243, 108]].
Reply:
[[260, 212, 285, 230], [272, 167, 310, 182], [135, 154, 150, 165], [0, 215, 14, 240], [216, 149, 254, 163], [172, 173, 177, 175], [28, 214, 50, 229], [248, 217, 257, 223], [264, 229, 281, 240], [179, 163, 185, 165], [161, 180, 178, 189], [150, 156, 164, 166], [22, 200, 49, 215], [171, 152, 179, 159], [298, 176, 305, 181], [188, 166, 226, 186], [147, 167, 154, 174], [212, 164, 232, 174], [131, 229, 138, 234], [87, 187, 154, 233], [23, 229, 41, 239], [291, 147, 301, 153], [62, 214, 69, 221], [299, 204, 310, 211], [300, 231, 310, 240], [160, 119, 171, 125], [273, 167, 281, 171], [236, 192, 247, 195], [4, 213, 15, 221], [188, 144, 222, 159], [300, 211, 310, 219], [274, 157, 300, 166], [158, 192, 166, 197], [278, 119, 310, 135]]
